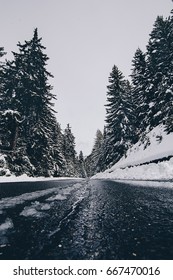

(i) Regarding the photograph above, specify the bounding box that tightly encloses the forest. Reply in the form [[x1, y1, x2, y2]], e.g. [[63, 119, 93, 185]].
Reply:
[[0, 10, 173, 178]]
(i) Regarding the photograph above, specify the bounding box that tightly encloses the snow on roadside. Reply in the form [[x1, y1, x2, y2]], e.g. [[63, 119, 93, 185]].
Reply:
[[116, 180, 173, 189], [93, 125, 173, 181], [0, 174, 83, 184], [93, 158, 173, 181], [115, 125, 173, 169]]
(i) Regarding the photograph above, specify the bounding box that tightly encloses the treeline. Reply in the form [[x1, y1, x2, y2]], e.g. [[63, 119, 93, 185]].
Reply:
[[0, 29, 85, 177], [85, 12, 173, 176], [1, 11, 172, 178]]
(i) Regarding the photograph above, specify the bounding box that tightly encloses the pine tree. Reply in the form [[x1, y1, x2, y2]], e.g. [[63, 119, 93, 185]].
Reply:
[[131, 48, 148, 136], [63, 124, 76, 161], [63, 124, 78, 177], [0, 47, 6, 142], [96, 126, 108, 172], [145, 15, 173, 129], [0, 48, 14, 151], [86, 129, 103, 176], [3, 29, 57, 176], [104, 65, 134, 167], [123, 80, 138, 144], [163, 13, 173, 133], [0, 47, 6, 113], [91, 129, 103, 173], [77, 150, 87, 178], [52, 121, 66, 177]]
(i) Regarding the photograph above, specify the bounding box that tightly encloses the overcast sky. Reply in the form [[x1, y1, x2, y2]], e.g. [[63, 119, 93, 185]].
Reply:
[[0, 0, 172, 155]]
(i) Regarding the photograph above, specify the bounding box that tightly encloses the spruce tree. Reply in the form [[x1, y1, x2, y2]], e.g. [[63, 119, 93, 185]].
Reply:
[[0, 47, 6, 141], [63, 124, 78, 176], [86, 129, 103, 176], [77, 150, 87, 178], [96, 126, 108, 172], [0, 47, 6, 113], [104, 65, 134, 167], [52, 121, 66, 177], [163, 13, 173, 133], [123, 80, 138, 144], [131, 48, 149, 136], [3, 29, 57, 176], [63, 124, 76, 161], [145, 15, 173, 129]]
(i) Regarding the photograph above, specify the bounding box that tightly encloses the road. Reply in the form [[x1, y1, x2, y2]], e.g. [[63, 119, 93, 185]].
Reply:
[[0, 178, 173, 260]]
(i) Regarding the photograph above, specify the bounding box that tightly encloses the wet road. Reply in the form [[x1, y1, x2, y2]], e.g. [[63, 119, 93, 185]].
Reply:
[[0, 179, 173, 260]]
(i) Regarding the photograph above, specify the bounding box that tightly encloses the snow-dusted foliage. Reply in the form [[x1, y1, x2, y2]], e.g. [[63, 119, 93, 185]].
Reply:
[[85, 129, 103, 176], [0, 30, 84, 178], [77, 151, 87, 178], [95, 66, 136, 171], [89, 10, 173, 177], [0, 153, 11, 176], [1, 9, 173, 180], [61, 124, 85, 178], [145, 15, 173, 131], [130, 48, 148, 136], [92, 125, 173, 181]]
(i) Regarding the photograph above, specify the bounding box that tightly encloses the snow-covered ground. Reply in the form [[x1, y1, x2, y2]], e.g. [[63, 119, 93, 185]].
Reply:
[[1, 125, 173, 182], [0, 153, 83, 183], [93, 125, 173, 181], [0, 174, 82, 184]]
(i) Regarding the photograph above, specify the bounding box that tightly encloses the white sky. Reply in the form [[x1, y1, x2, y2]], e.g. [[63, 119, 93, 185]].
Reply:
[[0, 0, 172, 155]]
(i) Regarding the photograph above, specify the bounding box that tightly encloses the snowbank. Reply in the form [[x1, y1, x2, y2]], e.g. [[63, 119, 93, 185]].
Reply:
[[93, 158, 173, 181], [93, 125, 173, 181], [115, 125, 173, 168], [0, 174, 83, 184]]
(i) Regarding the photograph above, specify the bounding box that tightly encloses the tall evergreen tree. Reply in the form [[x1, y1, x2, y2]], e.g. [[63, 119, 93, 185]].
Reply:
[[63, 124, 76, 161], [77, 150, 87, 178], [163, 13, 173, 133], [104, 65, 134, 167], [63, 124, 79, 176], [3, 29, 58, 176], [96, 126, 108, 172], [52, 121, 66, 176], [0, 47, 6, 111], [85, 129, 103, 176], [0, 48, 15, 151], [131, 48, 148, 136], [123, 80, 138, 144], [145, 15, 173, 129]]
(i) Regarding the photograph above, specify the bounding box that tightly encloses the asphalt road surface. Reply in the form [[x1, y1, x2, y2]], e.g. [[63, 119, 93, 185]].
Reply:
[[0, 178, 173, 260]]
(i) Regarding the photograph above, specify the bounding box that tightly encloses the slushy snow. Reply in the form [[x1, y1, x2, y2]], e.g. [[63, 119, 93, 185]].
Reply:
[[0, 218, 13, 232]]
